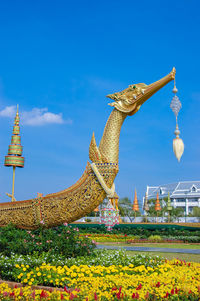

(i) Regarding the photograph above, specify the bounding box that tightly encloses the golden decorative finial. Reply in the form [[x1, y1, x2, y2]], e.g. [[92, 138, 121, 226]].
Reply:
[[4, 106, 24, 201], [155, 192, 161, 223], [132, 189, 140, 221]]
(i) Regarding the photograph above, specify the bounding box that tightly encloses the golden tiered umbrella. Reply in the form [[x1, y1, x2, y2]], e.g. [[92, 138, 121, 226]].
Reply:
[[4, 106, 24, 202], [167, 192, 172, 223], [143, 192, 149, 222], [132, 189, 140, 221], [155, 192, 161, 222]]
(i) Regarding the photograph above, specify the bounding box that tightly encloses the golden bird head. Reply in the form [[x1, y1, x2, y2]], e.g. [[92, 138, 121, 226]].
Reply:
[[107, 67, 176, 116]]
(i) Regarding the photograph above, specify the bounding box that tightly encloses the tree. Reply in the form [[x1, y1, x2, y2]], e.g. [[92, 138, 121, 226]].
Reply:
[[118, 197, 141, 222], [147, 198, 167, 222], [192, 207, 200, 222], [192, 207, 200, 216], [170, 207, 185, 222]]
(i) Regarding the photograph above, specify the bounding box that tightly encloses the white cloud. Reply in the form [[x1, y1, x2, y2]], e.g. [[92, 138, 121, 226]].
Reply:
[[21, 108, 65, 126], [0, 106, 72, 126], [0, 106, 16, 118]]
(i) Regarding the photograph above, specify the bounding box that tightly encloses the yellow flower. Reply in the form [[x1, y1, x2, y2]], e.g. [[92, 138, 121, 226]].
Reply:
[[37, 272, 41, 276]]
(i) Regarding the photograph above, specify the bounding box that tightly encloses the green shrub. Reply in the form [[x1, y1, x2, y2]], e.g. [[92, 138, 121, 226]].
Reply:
[[74, 224, 200, 238], [0, 224, 95, 257], [148, 235, 162, 242]]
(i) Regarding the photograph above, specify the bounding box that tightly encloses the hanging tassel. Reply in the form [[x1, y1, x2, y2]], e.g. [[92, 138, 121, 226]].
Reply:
[[173, 123, 184, 162], [170, 78, 184, 162]]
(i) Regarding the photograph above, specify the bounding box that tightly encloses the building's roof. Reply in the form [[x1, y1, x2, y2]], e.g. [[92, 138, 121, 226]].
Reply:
[[146, 181, 200, 199]]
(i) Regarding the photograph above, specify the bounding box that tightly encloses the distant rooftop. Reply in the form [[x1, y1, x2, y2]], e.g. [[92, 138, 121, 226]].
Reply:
[[146, 181, 200, 199]]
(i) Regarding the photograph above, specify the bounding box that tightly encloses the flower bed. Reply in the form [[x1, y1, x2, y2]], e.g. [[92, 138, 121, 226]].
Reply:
[[80, 233, 200, 244], [0, 260, 199, 300], [126, 239, 184, 244], [80, 233, 133, 243]]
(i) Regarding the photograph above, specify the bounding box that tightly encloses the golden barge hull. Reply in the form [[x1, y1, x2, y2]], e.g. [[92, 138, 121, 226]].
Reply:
[[0, 162, 118, 229]]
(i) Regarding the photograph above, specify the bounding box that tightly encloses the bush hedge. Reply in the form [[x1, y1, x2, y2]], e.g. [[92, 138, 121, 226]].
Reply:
[[71, 223, 200, 240], [0, 224, 95, 257]]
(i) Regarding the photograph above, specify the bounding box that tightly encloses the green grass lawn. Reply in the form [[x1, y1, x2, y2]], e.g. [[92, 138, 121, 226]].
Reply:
[[98, 242, 200, 249], [124, 250, 200, 263]]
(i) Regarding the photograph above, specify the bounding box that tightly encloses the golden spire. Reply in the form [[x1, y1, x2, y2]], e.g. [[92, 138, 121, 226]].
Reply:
[[4, 106, 24, 201], [132, 189, 139, 211], [155, 192, 161, 211]]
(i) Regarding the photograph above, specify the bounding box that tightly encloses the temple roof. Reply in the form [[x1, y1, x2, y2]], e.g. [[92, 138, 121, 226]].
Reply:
[[146, 181, 200, 199]]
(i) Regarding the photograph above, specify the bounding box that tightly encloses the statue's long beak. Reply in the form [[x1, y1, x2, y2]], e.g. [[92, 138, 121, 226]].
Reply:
[[129, 67, 176, 115]]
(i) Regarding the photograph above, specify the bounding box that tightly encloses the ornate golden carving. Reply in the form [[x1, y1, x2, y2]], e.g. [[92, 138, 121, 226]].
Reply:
[[0, 69, 175, 228], [89, 133, 108, 163]]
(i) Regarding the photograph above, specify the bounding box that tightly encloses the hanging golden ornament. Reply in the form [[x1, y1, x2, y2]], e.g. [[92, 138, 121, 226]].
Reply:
[[170, 76, 184, 162]]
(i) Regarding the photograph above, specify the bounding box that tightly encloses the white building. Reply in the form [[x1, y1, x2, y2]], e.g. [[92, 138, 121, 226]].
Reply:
[[145, 181, 200, 215]]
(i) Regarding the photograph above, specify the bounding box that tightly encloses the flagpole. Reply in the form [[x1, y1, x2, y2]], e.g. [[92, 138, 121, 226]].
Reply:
[[11, 166, 16, 202]]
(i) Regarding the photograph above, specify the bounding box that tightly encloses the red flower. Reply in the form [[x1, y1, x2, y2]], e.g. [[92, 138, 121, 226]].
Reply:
[[164, 292, 169, 298], [136, 283, 142, 290], [3, 292, 8, 297], [14, 284, 18, 288], [156, 282, 161, 288], [69, 293, 77, 300], [145, 292, 149, 299], [64, 286, 70, 293], [61, 294, 64, 300], [171, 288, 174, 295], [188, 290, 192, 294], [132, 292, 139, 299], [94, 292, 98, 300], [40, 290, 48, 298], [9, 292, 15, 297], [19, 289, 23, 296]]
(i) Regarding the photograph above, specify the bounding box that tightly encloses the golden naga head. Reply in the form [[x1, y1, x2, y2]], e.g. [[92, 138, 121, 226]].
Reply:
[[107, 67, 176, 116]]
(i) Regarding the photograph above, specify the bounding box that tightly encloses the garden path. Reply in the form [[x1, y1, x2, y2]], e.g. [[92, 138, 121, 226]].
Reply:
[[97, 245, 200, 254]]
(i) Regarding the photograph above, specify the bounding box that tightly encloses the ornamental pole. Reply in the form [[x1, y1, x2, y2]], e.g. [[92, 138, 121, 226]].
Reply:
[[143, 192, 149, 223], [155, 192, 161, 223], [4, 105, 24, 201]]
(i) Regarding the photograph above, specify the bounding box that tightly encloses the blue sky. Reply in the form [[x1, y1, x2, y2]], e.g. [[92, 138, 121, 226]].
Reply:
[[0, 0, 200, 205]]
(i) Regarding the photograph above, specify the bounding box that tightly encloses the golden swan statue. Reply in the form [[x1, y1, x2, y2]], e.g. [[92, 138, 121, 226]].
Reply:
[[0, 68, 176, 229]]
